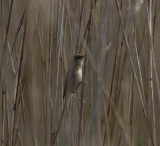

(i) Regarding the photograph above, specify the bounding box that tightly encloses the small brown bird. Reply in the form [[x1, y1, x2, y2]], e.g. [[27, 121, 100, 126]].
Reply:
[[53, 54, 85, 144], [63, 54, 85, 101]]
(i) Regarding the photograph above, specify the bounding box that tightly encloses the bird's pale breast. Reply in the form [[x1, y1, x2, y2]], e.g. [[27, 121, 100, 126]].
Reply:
[[77, 68, 82, 82]]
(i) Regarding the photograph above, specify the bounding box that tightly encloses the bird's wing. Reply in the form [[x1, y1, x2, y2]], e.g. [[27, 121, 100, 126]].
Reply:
[[63, 65, 73, 98]]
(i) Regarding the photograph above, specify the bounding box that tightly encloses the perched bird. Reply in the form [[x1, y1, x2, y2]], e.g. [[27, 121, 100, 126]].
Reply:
[[63, 54, 85, 102], [52, 54, 85, 145]]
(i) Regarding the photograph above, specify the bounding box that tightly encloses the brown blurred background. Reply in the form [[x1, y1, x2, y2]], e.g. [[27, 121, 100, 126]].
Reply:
[[0, 0, 160, 146]]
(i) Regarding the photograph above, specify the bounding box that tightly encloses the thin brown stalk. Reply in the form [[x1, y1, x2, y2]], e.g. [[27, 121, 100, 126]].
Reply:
[[52, 1, 66, 144], [128, 73, 134, 146], [55, 0, 66, 109], [86, 43, 132, 145], [147, 0, 160, 105], [76, 0, 85, 53], [78, 56, 87, 146], [46, 0, 53, 145], [0, 8, 26, 87], [52, 97, 67, 145], [7, 42, 15, 76], [9, 12, 26, 146], [110, 50, 127, 145], [115, 0, 147, 118], [18, 131, 23, 146], [102, 87, 132, 146], [0, 0, 14, 81], [133, 26, 146, 109], [152, 0, 158, 44], [77, 3, 94, 144], [66, 0, 73, 50], [107, 19, 125, 145], [1, 87, 6, 146], [146, 0, 157, 145]]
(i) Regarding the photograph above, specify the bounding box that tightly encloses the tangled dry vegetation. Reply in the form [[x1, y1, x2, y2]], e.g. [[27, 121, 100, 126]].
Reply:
[[0, 0, 160, 146]]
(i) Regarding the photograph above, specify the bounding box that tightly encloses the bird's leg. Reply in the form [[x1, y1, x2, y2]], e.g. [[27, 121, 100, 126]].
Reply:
[[72, 95, 85, 103], [71, 81, 86, 103], [74, 81, 87, 92], [81, 80, 87, 84]]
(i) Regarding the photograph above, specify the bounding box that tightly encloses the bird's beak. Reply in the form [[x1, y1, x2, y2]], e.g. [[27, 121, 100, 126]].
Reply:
[[74, 54, 85, 59], [81, 55, 85, 58]]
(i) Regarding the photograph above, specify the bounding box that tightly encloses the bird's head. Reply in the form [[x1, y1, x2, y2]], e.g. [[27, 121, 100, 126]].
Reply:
[[74, 54, 85, 67]]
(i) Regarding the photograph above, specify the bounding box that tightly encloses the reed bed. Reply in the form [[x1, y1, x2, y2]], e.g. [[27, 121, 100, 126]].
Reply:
[[0, 0, 160, 146]]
